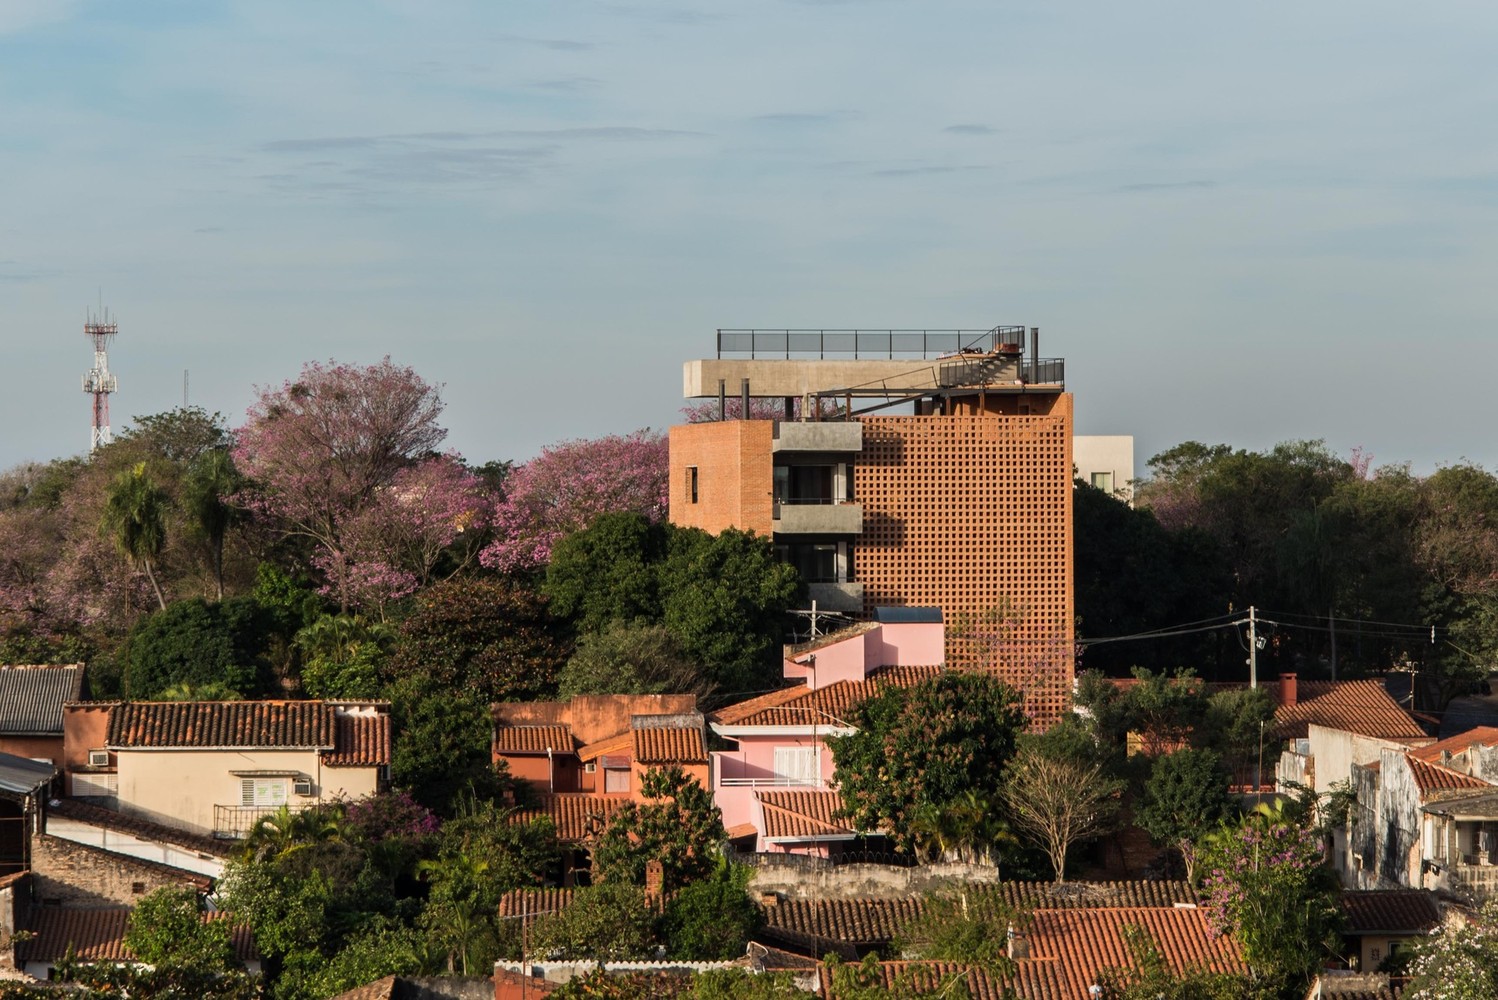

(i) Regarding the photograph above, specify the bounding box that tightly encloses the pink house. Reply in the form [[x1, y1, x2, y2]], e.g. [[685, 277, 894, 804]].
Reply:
[[709, 608, 944, 856]]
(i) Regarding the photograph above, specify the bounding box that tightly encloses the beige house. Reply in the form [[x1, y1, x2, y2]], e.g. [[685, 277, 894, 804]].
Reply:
[[62, 701, 390, 839]]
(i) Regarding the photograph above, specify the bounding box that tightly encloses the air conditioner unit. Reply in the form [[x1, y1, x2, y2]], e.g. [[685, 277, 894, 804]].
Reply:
[[584, 762, 596, 773], [87, 749, 109, 768], [293, 778, 314, 797]]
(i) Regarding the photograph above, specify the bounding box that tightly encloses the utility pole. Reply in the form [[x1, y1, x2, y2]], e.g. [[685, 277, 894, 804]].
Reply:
[[1248, 605, 1258, 689], [1329, 610, 1338, 682]]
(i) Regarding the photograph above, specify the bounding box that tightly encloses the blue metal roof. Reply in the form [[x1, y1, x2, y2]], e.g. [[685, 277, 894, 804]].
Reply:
[[872, 607, 944, 624]]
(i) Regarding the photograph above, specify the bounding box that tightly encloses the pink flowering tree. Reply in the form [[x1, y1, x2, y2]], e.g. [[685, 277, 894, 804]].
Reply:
[[479, 430, 668, 573], [233, 358, 447, 611], [1197, 801, 1341, 995]]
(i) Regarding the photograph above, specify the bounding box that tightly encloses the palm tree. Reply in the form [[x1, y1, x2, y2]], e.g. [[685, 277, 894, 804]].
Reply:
[[240, 802, 345, 861], [183, 448, 240, 600], [101, 462, 169, 610]]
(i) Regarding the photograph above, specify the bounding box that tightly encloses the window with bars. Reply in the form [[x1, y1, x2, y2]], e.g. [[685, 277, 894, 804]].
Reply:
[[240, 777, 288, 808]]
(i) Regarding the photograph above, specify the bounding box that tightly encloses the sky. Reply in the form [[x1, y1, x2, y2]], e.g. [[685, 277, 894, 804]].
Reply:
[[3, 1, 1498, 477]]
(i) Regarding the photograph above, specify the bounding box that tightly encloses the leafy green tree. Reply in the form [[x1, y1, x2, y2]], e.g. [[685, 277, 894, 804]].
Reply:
[[117, 596, 271, 698], [528, 882, 660, 961], [123, 886, 238, 973], [1135, 749, 1235, 883], [389, 678, 510, 814], [241, 803, 346, 863], [219, 859, 334, 989], [1200, 685, 1276, 780], [829, 672, 1026, 850], [182, 447, 242, 601], [388, 577, 569, 704], [558, 621, 713, 701], [1074, 667, 1208, 756], [543, 511, 668, 631], [593, 766, 725, 888], [299, 918, 427, 998], [296, 613, 391, 699], [101, 462, 171, 610], [1197, 802, 1342, 997], [890, 889, 1018, 969], [660, 860, 763, 959]]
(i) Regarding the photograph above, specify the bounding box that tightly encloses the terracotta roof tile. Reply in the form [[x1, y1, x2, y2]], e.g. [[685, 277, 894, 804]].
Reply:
[[633, 727, 707, 765], [0, 665, 84, 735], [48, 798, 234, 858], [323, 706, 391, 766], [511, 793, 628, 842], [1341, 891, 1443, 934], [1406, 755, 1491, 794], [107, 701, 335, 749], [715, 665, 942, 728], [1269, 680, 1427, 743], [327, 974, 398, 1000], [495, 725, 575, 755], [821, 960, 1068, 1000], [1410, 727, 1498, 762], [757, 789, 859, 841], [16, 906, 256, 965], [497, 886, 576, 925], [1027, 906, 1244, 991]]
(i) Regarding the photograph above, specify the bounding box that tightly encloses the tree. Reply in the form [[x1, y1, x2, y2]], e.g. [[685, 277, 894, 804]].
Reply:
[[1197, 802, 1342, 997], [300, 918, 427, 998], [296, 613, 392, 699], [1405, 898, 1498, 999], [123, 886, 238, 973], [1002, 743, 1123, 882], [389, 577, 568, 705], [890, 888, 1019, 969], [116, 597, 271, 698], [480, 429, 669, 573], [1074, 667, 1208, 757], [592, 767, 725, 888], [101, 462, 170, 610], [240, 802, 346, 863], [829, 672, 1027, 850], [660, 859, 763, 960], [389, 679, 510, 814], [182, 448, 241, 601], [1135, 748, 1235, 883], [558, 622, 714, 701], [528, 882, 660, 961], [233, 357, 446, 611], [1095, 925, 1253, 1000]]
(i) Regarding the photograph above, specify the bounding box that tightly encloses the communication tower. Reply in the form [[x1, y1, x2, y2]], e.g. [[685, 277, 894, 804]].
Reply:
[[82, 311, 119, 453]]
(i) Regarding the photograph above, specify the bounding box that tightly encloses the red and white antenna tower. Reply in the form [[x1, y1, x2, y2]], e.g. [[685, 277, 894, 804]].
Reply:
[[82, 310, 119, 453]]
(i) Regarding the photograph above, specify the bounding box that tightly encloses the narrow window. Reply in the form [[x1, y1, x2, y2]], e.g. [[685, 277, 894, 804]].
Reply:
[[688, 466, 699, 504]]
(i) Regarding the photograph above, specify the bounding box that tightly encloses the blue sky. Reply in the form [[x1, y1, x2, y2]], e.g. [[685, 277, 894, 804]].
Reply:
[[3, 0, 1498, 476]]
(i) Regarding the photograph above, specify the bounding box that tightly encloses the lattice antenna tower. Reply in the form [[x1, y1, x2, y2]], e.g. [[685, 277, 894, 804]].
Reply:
[[82, 309, 119, 453]]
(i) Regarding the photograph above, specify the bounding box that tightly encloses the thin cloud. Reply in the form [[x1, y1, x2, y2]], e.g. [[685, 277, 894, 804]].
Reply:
[[752, 112, 857, 126], [493, 34, 594, 51], [1115, 180, 1216, 193], [944, 124, 996, 135], [260, 127, 701, 154], [872, 164, 992, 178]]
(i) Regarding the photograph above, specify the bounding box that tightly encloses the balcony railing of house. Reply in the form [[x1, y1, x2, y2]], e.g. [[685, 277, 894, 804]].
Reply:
[[718, 776, 823, 788], [213, 803, 310, 839]]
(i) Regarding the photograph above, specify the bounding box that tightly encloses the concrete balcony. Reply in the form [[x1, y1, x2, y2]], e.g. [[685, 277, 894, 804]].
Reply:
[[773, 502, 862, 536], [773, 422, 863, 453], [808, 582, 865, 613]]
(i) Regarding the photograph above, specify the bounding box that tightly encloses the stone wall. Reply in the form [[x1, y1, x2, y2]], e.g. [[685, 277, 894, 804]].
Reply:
[[28, 833, 208, 908], [747, 861, 1001, 900]]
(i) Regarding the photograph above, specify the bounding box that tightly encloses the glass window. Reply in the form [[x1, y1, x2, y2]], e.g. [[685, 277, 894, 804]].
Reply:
[[241, 778, 288, 808], [1090, 471, 1114, 493], [773, 746, 818, 785]]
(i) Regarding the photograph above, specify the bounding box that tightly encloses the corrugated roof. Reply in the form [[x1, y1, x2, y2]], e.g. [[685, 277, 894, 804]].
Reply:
[[0, 665, 84, 735], [1341, 890, 1443, 934], [633, 727, 707, 765], [1406, 755, 1491, 794], [757, 790, 859, 841], [714, 665, 942, 728], [511, 794, 628, 842], [0, 751, 55, 796], [495, 724, 574, 755], [872, 607, 943, 624], [323, 708, 391, 767], [16, 906, 256, 964], [108, 701, 335, 749]]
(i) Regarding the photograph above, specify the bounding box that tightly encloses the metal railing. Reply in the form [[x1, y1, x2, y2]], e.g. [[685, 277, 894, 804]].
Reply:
[[717, 327, 1027, 360], [718, 776, 823, 788], [936, 356, 1065, 387], [213, 803, 310, 839]]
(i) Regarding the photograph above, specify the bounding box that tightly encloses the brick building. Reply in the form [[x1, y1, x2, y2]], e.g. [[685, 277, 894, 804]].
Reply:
[[669, 328, 1074, 722]]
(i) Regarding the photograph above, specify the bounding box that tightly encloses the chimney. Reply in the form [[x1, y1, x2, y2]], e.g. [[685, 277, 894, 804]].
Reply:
[[1278, 673, 1298, 709], [759, 891, 781, 908], [645, 859, 665, 908], [1006, 923, 1029, 960]]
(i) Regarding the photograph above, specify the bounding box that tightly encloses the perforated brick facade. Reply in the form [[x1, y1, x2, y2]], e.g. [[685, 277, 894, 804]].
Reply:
[[856, 398, 1074, 724]]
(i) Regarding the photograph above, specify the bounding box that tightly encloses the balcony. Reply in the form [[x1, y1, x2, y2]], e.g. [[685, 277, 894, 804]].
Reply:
[[773, 422, 863, 454], [808, 582, 865, 613], [715, 756, 824, 789], [773, 501, 862, 536], [213, 803, 311, 839]]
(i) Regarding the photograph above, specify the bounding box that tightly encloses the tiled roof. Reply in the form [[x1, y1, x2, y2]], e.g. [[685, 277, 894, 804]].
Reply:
[[511, 793, 628, 842], [1406, 755, 1491, 794], [763, 882, 1199, 955], [107, 701, 335, 749], [495, 724, 575, 755], [47, 797, 235, 858], [327, 975, 398, 1000], [16, 906, 256, 964], [1027, 906, 1243, 991], [757, 789, 859, 841], [0, 665, 84, 735], [323, 708, 392, 767], [1410, 727, 1498, 761], [821, 960, 1069, 1000], [714, 665, 942, 728], [1269, 680, 1427, 742], [497, 886, 576, 926], [633, 726, 707, 765], [1341, 890, 1443, 934]]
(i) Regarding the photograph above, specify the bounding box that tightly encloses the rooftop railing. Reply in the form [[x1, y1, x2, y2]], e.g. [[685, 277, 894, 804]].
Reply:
[[717, 327, 1028, 360]]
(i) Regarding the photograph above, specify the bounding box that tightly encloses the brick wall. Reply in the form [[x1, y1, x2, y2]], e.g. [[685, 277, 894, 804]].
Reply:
[[0, 736, 63, 765], [28, 834, 207, 908], [668, 421, 774, 536]]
